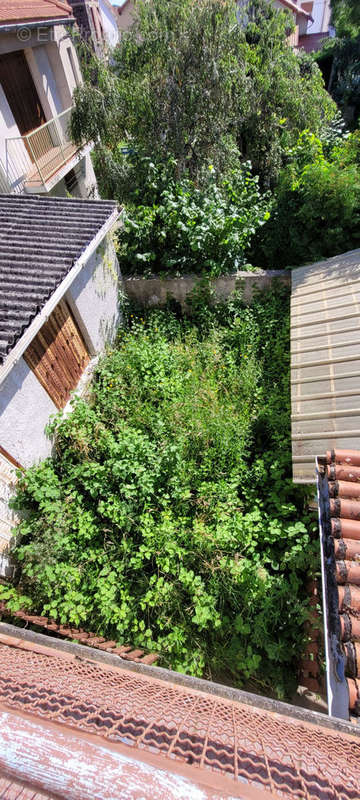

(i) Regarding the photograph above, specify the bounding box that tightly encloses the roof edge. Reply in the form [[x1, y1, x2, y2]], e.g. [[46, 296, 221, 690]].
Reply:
[[0, 205, 119, 388], [1, 620, 360, 738], [277, 0, 313, 20], [0, 17, 75, 31]]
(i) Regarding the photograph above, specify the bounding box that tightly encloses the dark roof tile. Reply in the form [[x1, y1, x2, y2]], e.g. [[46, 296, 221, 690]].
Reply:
[[0, 194, 118, 365]]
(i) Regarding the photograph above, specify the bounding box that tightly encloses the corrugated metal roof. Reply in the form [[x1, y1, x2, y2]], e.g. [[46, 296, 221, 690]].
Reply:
[[0, 194, 118, 365], [291, 249, 360, 483]]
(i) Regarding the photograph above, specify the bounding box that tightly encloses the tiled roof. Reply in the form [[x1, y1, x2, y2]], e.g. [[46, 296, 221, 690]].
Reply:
[[0, 0, 72, 24], [0, 194, 118, 365], [0, 600, 159, 665], [318, 449, 360, 719], [1, 624, 360, 798], [277, 0, 312, 19]]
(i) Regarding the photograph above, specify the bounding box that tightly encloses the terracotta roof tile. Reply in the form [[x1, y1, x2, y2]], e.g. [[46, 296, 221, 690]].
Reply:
[[321, 449, 360, 716], [0, 0, 72, 25], [1, 627, 360, 797]]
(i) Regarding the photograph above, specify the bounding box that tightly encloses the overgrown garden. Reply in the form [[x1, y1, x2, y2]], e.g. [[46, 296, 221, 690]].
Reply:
[[4, 288, 316, 697], [3, 0, 360, 698]]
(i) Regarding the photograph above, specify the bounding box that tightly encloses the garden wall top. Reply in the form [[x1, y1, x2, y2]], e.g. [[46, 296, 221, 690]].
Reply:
[[122, 269, 290, 309]]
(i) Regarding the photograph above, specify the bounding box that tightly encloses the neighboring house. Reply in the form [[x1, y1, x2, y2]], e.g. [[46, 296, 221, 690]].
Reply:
[[298, 0, 332, 51], [99, 0, 120, 47], [0, 0, 97, 197], [67, 0, 107, 55], [115, 0, 134, 33], [0, 194, 120, 477], [273, 0, 313, 46]]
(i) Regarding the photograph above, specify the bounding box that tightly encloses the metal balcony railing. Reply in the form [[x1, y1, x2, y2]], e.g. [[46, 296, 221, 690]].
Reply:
[[5, 107, 83, 192]]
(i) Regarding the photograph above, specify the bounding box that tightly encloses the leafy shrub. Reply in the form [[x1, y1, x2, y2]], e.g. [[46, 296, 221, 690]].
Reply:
[[117, 164, 269, 276], [250, 130, 360, 268], [10, 288, 315, 698]]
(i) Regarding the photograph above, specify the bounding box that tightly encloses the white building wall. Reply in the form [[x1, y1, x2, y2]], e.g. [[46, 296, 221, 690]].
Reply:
[[0, 234, 121, 470], [48, 152, 99, 199], [0, 24, 92, 198], [0, 85, 31, 192], [307, 0, 331, 34], [68, 233, 121, 353], [99, 0, 120, 47], [25, 45, 63, 121], [0, 358, 56, 468]]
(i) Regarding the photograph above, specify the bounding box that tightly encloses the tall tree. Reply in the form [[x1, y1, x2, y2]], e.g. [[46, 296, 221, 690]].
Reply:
[[71, 0, 335, 195]]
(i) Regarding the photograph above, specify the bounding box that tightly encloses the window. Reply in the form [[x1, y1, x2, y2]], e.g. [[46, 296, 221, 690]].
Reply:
[[24, 300, 89, 409], [64, 168, 79, 195]]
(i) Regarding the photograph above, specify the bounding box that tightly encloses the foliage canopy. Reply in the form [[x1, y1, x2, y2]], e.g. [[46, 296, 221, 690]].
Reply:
[[71, 0, 335, 192], [250, 129, 360, 268], [117, 161, 270, 276]]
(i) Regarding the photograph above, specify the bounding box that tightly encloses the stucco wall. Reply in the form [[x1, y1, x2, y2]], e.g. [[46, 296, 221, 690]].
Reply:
[[117, 0, 135, 31], [26, 45, 63, 119], [0, 358, 56, 468], [123, 269, 290, 310], [68, 233, 121, 354], [48, 153, 98, 199], [0, 231, 121, 469], [0, 85, 31, 192]]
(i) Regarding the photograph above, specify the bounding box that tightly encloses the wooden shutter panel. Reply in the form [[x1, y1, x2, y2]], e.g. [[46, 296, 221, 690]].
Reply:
[[24, 300, 90, 409]]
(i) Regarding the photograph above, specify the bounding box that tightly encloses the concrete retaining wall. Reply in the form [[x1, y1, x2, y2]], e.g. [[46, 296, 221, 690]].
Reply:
[[122, 269, 290, 309]]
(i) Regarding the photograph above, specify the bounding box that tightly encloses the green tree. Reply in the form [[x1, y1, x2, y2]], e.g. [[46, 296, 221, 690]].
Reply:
[[71, 0, 335, 194], [331, 0, 360, 36], [316, 1, 360, 128]]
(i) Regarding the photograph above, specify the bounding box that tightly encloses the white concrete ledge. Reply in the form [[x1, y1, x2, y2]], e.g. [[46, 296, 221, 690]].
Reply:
[[122, 269, 290, 309]]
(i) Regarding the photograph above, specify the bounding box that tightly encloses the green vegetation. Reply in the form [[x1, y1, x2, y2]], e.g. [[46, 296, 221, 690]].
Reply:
[[118, 161, 269, 276], [71, 0, 335, 193], [70, 0, 360, 274], [316, 0, 360, 131], [251, 129, 360, 268], [8, 289, 315, 698]]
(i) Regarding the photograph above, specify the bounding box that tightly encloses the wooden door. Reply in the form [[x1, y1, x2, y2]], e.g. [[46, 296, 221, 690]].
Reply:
[[24, 300, 90, 409], [0, 51, 46, 135]]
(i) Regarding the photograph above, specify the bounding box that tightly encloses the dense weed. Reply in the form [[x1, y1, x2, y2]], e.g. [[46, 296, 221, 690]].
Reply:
[[7, 286, 316, 697]]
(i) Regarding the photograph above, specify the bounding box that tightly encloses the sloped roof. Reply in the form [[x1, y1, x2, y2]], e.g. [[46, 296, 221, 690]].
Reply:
[[318, 449, 360, 720], [0, 194, 118, 366], [1, 623, 360, 798], [277, 0, 312, 20], [0, 0, 72, 25], [291, 249, 360, 483]]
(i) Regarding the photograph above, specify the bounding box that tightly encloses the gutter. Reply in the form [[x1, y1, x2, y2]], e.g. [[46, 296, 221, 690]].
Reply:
[[0, 206, 119, 388], [316, 455, 349, 720], [0, 17, 75, 32]]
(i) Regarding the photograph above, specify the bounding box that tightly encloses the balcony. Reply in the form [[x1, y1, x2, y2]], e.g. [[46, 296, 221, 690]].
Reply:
[[4, 107, 90, 194]]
